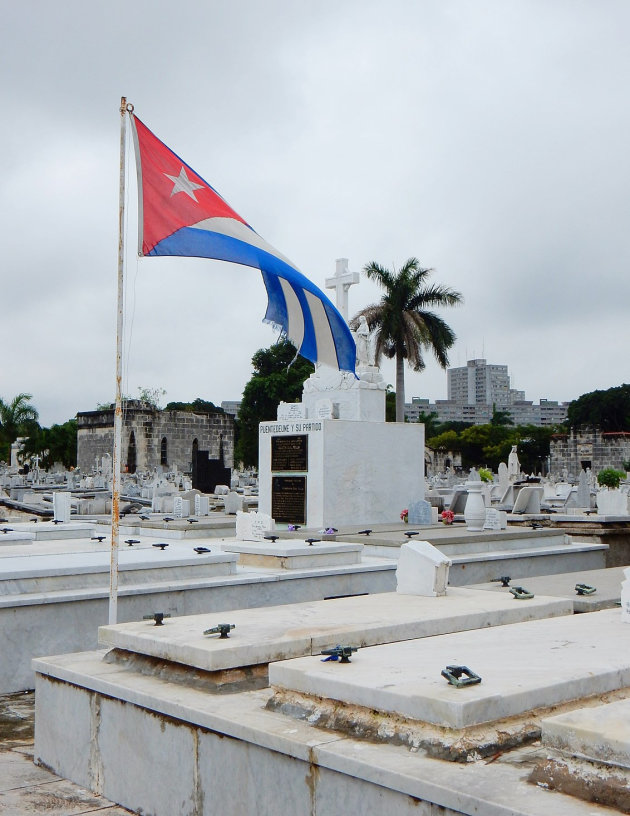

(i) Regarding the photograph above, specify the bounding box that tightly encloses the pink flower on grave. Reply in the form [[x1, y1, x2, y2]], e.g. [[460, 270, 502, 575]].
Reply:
[[400, 509, 408, 522], [441, 510, 454, 525]]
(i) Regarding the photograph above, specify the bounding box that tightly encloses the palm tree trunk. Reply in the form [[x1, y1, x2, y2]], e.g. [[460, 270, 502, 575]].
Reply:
[[395, 352, 405, 422]]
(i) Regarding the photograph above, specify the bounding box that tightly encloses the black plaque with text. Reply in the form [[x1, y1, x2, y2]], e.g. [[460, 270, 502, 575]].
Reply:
[[271, 435, 308, 472], [272, 476, 307, 524]]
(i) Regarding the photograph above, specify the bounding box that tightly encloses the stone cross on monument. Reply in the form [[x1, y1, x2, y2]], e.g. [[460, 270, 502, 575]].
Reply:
[[325, 258, 360, 321]]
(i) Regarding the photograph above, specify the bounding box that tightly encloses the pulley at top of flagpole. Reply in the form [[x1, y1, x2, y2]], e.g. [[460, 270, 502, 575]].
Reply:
[[120, 97, 134, 114]]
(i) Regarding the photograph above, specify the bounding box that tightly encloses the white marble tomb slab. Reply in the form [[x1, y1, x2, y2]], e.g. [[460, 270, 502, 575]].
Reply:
[[0, 546, 237, 596], [221, 539, 362, 569], [0, 531, 36, 545], [30, 522, 97, 541], [97, 588, 572, 674], [268, 608, 630, 729], [542, 699, 630, 768], [471, 566, 626, 612], [541, 697, 630, 768]]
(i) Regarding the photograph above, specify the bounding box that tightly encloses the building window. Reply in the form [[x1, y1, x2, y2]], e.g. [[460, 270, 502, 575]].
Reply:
[[160, 437, 168, 466]]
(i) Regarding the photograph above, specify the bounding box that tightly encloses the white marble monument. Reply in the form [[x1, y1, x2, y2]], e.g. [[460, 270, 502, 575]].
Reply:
[[396, 540, 451, 596]]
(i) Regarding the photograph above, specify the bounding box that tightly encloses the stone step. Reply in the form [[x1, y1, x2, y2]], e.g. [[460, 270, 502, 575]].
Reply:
[[359, 528, 574, 559], [471, 566, 625, 612], [96, 588, 573, 674], [220, 539, 363, 570], [268, 609, 629, 730], [0, 550, 237, 595], [446, 542, 608, 585]]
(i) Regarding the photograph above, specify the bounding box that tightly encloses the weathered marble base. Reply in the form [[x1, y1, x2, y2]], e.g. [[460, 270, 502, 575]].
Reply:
[[33, 647, 609, 816], [222, 540, 363, 569], [542, 698, 630, 769], [1, 557, 395, 693], [472, 566, 626, 612], [354, 528, 608, 584], [269, 609, 630, 729], [96, 588, 572, 673]]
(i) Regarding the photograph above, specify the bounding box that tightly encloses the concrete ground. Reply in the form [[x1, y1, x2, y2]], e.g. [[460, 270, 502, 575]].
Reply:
[[0, 691, 134, 815]]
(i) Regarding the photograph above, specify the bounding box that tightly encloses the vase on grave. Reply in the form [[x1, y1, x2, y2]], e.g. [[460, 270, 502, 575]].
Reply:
[[464, 469, 486, 531]]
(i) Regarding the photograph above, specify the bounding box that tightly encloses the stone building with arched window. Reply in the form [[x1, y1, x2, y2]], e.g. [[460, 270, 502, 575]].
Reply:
[[76, 401, 234, 482]]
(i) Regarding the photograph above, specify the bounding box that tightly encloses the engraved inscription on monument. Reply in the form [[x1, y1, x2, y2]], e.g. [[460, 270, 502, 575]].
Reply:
[[271, 435, 308, 472], [272, 476, 307, 524]]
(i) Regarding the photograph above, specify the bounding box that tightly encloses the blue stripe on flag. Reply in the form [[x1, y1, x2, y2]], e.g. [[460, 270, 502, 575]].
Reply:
[[260, 269, 288, 330]]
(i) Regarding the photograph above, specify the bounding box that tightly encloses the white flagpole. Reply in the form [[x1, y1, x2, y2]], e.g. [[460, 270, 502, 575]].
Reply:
[[109, 96, 130, 625]]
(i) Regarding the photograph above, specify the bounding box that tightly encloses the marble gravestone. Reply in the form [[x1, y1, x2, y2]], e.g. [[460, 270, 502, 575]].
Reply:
[[511, 485, 543, 514], [576, 470, 591, 509], [498, 461, 509, 491], [235, 510, 274, 542], [277, 402, 307, 421], [407, 499, 433, 526], [173, 497, 190, 518], [396, 540, 451, 596], [483, 508, 507, 530], [194, 494, 210, 516], [53, 492, 72, 522], [224, 492, 244, 515]]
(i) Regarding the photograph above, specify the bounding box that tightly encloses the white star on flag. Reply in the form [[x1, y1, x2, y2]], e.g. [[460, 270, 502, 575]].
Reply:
[[164, 166, 205, 201]]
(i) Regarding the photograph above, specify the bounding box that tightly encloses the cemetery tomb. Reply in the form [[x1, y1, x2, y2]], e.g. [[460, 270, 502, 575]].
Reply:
[[220, 538, 363, 569], [34, 593, 612, 816], [530, 698, 630, 811], [268, 609, 630, 754], [96, 588, 572, 675], [471, 565, 626, 612]]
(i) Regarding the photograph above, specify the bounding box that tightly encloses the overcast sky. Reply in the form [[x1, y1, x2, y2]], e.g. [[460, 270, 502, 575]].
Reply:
[[2, 1, 628, 426]]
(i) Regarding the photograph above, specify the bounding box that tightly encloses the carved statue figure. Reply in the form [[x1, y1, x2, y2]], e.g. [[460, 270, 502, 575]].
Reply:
[[507, 445, 520, 480], [354, 315, 372, 368]]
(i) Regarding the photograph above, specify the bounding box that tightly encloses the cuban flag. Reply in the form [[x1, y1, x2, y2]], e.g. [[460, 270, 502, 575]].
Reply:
[[129, 114, 355, 374]]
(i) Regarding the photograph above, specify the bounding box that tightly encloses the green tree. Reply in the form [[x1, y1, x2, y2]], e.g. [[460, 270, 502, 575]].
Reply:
[[0, 393, 39, 461], [459, 423, 514, 470], [426, 429, 461, 452], [137, 386, 166, 409], [515, 425, 557, 474], [567, 384, 630, 431], [23, 420, 77, 470], [235, 340, 314, 468], [350, 258, 462, 422], [164, 398, 224, 414], [490, 405, 514, 426], [427, 420, 558, 473], [414, 410, 441, 437]]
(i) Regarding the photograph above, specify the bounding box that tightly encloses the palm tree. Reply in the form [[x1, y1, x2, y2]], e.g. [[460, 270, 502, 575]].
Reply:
[[350, 259, 462, 422], [0, 393, 39, 461]]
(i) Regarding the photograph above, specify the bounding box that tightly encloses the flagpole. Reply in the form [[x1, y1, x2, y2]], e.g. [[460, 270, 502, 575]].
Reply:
[[109, 96, 130, 625]]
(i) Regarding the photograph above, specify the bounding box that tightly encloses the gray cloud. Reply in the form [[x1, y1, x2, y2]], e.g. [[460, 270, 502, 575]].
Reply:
[[2, 0, 628, 425]]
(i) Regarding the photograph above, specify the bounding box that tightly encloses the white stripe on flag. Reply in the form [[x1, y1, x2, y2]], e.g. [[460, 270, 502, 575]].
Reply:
[[278, 278, 305, 352], [191, 217, 297, 268], [303, 290, 338, 369]]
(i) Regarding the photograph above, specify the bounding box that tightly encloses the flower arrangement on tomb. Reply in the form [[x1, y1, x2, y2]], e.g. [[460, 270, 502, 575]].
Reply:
[[478, 467, 493, 483], [441, 510, 455, 525], [400, 508, 408, 523]]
